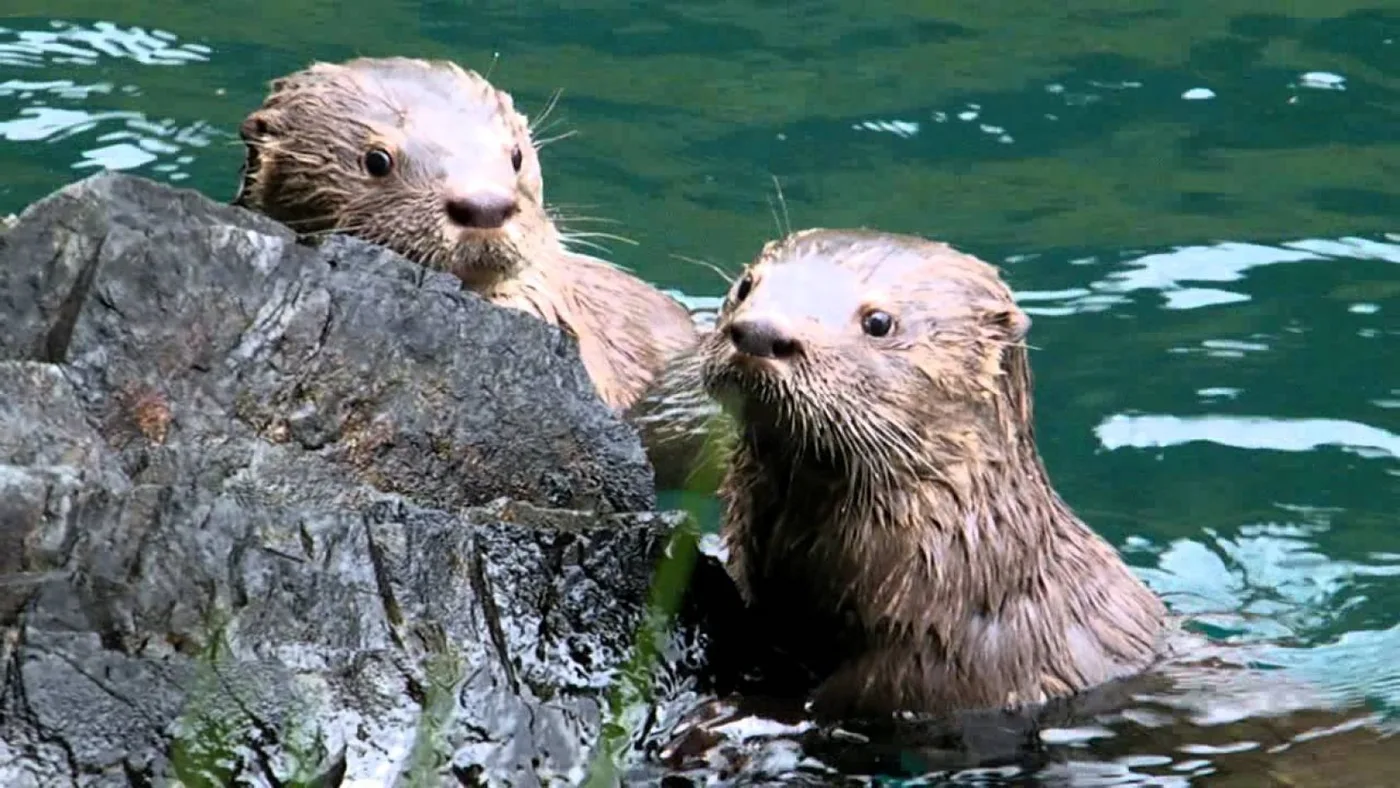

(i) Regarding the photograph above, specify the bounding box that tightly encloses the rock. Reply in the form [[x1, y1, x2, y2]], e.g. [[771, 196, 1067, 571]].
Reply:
[[0, 173, 713, 786], [0, 171, 654, 514]]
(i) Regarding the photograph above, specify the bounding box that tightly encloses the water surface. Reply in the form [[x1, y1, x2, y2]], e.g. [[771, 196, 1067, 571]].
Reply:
[[2, 2, 1397, 784]]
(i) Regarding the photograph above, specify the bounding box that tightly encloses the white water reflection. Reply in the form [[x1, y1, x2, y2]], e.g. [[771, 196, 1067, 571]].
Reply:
[[855, 102, 1017, 144], [1167, 338, 1273, 359], [0, 106, 134, 142], [1095, 413, 1400, 460], [0, 21, 222, 182], [1282, 623, 1400, 703], [1197, 387, 1242, 401], [852, 118, 920, 138], [1013, 236, 1400, 316], [1296, 71, 1347, 91], [0, 104, 218, 180], [0, 78, 116, 100], [0, 20, 211, 68]]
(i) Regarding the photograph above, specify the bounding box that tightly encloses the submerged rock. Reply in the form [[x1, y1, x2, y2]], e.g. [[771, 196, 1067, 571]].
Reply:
[[0, 172, 703, 786]]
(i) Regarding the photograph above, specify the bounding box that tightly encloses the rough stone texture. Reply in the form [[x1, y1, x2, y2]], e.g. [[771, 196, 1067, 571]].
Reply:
[[0, 173, 702, 786], [0, 171, 654, 514]]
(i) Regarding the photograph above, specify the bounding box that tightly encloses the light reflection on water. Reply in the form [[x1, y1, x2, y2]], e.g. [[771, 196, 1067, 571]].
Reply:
[[1031, 234, 1400, 716], [0, 20, 211, 67], [1095, 414, 1400, 459], [0, 20, 223, 182], [1016, 236, 1400, 316]]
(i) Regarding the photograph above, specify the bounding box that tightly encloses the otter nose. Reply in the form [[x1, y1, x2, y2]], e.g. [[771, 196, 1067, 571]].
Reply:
[[445, 191, 519, 229], [727, 317, 800, 359]]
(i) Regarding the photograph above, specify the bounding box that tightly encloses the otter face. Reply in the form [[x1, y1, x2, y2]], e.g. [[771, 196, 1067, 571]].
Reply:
[[700, 228, 1031, 474], [235, 57, 552, 286]]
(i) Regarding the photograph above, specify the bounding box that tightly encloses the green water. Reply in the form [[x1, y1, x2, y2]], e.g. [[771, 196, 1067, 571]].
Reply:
[[2, 2, 1398, 782]]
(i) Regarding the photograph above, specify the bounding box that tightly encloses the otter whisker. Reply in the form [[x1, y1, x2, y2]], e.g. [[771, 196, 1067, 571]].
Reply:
[[668, 253, 736, 286], [987, 337, 1043, 353], [530, 87, 564, 133], [765, 199, 784, 242], [548, 201, 607, 214], [549, 213, 626, 227], [558, 235, 619, 257], [561, 230, 639, 246], [768, 174, 793, 238], [534, 129, 579, 149]]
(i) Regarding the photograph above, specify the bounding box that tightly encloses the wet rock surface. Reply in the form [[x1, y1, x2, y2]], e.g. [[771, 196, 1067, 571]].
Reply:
[[0, 172, 707, 786], [0, 171, 654, 514]]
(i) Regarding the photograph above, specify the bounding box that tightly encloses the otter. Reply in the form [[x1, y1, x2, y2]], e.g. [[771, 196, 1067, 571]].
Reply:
[[697, 227, 1169, 721], [232, 56, 697, 413]]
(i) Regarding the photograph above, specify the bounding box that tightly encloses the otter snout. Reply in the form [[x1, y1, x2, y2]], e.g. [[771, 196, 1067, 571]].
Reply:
[[446, 190, 519, 229], [727, 316, 800, 359]]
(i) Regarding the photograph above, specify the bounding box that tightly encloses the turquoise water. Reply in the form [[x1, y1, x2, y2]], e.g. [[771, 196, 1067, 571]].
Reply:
[[2, 3, 1398, 783]]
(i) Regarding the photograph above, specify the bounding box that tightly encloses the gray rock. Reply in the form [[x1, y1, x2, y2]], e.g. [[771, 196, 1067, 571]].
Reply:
[[0, 173, 710, 786], [0, 171, 654, 514]]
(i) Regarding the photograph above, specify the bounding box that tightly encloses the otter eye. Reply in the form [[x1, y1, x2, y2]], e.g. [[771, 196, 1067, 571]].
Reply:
[[510, 145, 523, 173], [733, 273, 754, 304], [861, 310, 894, 338], [364, 148, 394, 178]]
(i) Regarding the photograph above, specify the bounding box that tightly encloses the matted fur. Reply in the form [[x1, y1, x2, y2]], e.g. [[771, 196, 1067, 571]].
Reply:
[[700, 228, 1168, 720], [234, 56, 696, 410]]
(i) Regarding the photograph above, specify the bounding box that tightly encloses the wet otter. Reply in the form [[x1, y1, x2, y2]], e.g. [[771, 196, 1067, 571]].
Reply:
[[698, 228, 1169, 721], [233, 56, 697, 413]]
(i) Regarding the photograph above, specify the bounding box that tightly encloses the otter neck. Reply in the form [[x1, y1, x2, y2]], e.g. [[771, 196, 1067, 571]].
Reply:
[[470, 234, 570, 323], [731, 346, 1166, 704], [473, 241, 684, 411]]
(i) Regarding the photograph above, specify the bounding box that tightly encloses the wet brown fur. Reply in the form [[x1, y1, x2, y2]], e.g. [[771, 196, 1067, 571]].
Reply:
[[700, 228, 1168, 720], [233, 56, 696, 411]]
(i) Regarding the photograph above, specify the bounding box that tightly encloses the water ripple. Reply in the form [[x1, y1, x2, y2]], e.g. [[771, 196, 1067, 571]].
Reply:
[[1014, 235, 1400, 316], [0, 20, 223, 184], [0, 20, 211, 68], [1133, 501, 1400, 710]]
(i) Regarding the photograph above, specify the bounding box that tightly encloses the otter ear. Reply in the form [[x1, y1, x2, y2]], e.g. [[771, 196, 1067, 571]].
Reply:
[[231, 139, 259, 207], [757, 238, 786, 263], [985, 307, 1031, 343], [239, 109, 283, 141], [233, 111, 280, 207]]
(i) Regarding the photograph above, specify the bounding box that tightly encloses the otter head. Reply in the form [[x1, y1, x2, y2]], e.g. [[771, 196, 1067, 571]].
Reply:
[[234, 56, 551, 287], [701, 228, 1034, 483]]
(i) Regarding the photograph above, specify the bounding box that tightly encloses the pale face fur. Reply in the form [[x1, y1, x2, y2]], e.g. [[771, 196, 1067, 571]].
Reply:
[[701, 228, 1167, 721], [702, 228, 1034, 495], [233, 57, 698, 412], [235, 57, 552, 288]]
